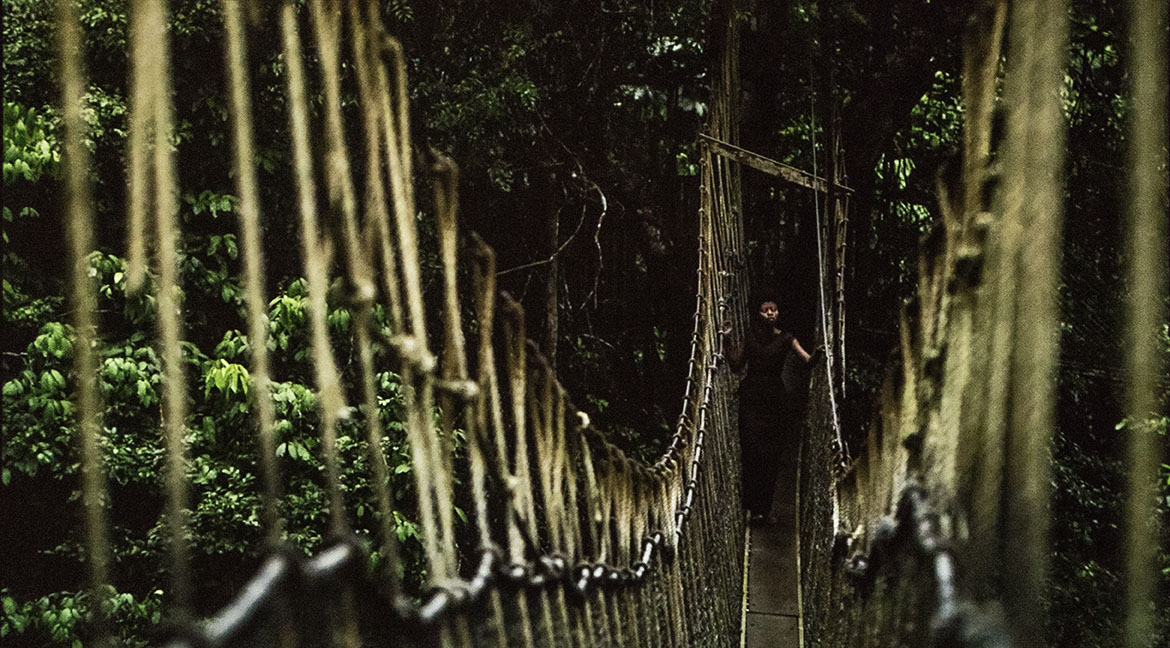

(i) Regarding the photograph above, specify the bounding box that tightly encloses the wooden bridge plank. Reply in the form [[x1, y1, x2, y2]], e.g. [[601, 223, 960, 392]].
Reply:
[[747, 524, 799, 616], [699, 133, 853, 195], [746, 612, 800, 647]]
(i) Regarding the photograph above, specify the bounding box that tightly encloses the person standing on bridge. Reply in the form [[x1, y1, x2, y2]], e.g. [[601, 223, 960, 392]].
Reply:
[[723, 299, 814, 525]]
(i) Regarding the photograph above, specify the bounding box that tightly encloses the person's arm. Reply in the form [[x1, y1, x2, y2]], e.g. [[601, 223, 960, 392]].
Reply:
[[722, 321, 747, 372], [791, 336, 812, 363]]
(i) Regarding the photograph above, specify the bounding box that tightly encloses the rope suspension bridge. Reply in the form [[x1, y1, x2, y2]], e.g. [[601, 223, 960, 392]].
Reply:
[[39, 0, 1166, 646]]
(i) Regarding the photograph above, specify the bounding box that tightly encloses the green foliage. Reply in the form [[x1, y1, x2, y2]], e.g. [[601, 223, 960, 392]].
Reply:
[[2, 250, 428, 642], [185, 190, 238, 220], [1, 1, 54, 105], [3, 103, 60, 184], [0, 3, 439, 643], [2, 322, 79, 480], [867, 69, 962, 296], [1, 587, 163, 647]]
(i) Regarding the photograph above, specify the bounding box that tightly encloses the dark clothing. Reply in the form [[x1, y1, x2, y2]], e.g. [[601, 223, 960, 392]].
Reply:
[[734, 327, 796, 515]]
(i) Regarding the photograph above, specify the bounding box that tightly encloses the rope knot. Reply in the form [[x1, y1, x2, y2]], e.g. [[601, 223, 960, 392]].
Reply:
[[570, 563, 592, 596], [537, 553, 567, 582], [501, 561, 531, 586]]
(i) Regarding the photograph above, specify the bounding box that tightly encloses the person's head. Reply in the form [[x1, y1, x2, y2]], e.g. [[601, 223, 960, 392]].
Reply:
[[756, 300, 779, 325]]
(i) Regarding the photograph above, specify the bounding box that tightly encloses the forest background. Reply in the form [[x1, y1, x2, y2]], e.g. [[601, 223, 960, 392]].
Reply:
[[2, 0, 1167, 646]]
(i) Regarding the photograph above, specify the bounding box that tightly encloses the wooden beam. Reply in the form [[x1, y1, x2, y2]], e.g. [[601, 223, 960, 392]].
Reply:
[[699, 133, 853, 195]]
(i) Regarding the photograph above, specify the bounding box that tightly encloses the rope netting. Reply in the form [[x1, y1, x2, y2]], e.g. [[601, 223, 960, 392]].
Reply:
[[796, 1, 1168, 647], [58, 0, 750, 646]]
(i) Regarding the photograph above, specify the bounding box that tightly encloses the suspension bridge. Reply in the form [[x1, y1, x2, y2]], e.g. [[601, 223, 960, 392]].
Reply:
[[42, 0, 1167, 646]]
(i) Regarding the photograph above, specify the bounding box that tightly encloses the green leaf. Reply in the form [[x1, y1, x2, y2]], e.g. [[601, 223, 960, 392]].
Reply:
[[3, 380, 24, 397]]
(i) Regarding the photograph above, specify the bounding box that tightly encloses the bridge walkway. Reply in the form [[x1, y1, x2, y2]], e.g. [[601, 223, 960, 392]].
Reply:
[[743, 465, 802, 648]]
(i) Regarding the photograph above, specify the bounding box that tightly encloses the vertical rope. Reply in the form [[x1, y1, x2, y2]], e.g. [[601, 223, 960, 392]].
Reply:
[[430, 153, 474, 648], [375, 32, 463, 599], [342, 0, 408, 599], [380, 39, 426, 339], [580, 437, 612, 646], [653, 479, 673, 648], [1124, 2, 1169, 646], [221, 0, 283, 545], [499, 296, 537, 648], [809, 81, 847, 479], [56, 0, 113, 640], [504, 298, 540, 547], [354, 0, 406, 333], [524, 357, 557, 647], [999, 1, 1069, 644], [532, 356, 560, 551], [297, 5, 379, 644], [632, 482, 651, 648], [279, 0, 349, 537], [550, 387, 569, 555], [605, 462, 627, 646], [829, 105, 849, 403], [621, 464, 641, 647], [961, 0, 1008, 219], [306, 0, 369, 300], [955, 4, 1008, 601], [138, 0, 195, 615], [562, 404, 590, 648], [467, 235, 511, 648], [124, 0, 153, 293], [470, 236, 500, 545]]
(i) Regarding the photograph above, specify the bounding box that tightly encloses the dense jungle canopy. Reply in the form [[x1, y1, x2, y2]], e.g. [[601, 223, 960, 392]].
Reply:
[[1, 1, 1167, 646]]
